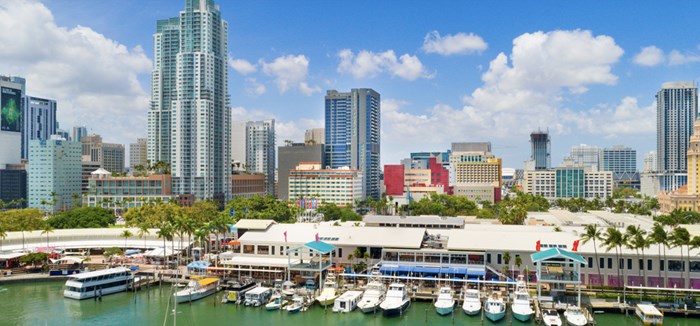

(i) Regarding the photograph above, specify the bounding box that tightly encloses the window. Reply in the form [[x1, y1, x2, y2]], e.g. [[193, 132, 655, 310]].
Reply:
[[647, 259, 653, 271], [497, 254, 502, 265], [487, 254, 491, 264], [668, 260, 684, 272], [660, 260, 665, 271], [608, 258, 613, 269], [691, 261, 700, 273], [588, 257, 593, 268], [639, 259, 643, 271], [627, 259, 632, 270], [243, 245, 254, 254], [600, 257, 605, 269]]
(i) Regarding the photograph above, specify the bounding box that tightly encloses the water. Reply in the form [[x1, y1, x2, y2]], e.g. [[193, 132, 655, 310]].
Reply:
[[1, 281, 699, 326]]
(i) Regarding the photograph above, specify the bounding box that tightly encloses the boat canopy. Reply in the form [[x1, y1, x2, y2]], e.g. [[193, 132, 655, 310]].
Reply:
[[379, 264, 485, 276], [196, 278, 219, 286]]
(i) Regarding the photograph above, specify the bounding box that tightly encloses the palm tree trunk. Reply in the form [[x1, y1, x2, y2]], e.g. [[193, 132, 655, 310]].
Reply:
[[663, 245, 667, 288], [593, 239, 601, 286], [686, 244, 691, 288], [641, 249, 646, 286], [615, 247, 620, 287]]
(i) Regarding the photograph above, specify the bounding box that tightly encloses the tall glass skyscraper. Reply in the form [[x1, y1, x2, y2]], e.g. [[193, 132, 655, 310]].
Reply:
[[530, 130, 550, 170], [148, 0, 231, 201], [245, 120, 276, 196], [21, 96, 57, 160], [656, 81, 698, 191], [325, 89, 380, 200]]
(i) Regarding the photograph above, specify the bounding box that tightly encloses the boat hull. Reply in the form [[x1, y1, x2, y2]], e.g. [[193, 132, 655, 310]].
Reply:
[[175, 287, 218, 303], [316, 297, 336, 307], [64, 284, 128, 300], [485, 310, 506, 322], [435, 305, 454, 316], [565, 317, 588, 326], [462, 302, 481, 316], [512, 308, 533, 322], [381, 300, 410, 317], [359, 302, 380, 314]]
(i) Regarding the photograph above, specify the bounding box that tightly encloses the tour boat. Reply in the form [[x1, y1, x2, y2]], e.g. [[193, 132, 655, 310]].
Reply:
[[484, 291, 506, 322], [542, 309, 563, 326], [357, 278, 386, 313], [63, 267, 133, 300], [265, 294, 283, 311], [635, 304, 663, 325], [286, 295, 306, 313], [461, 288, 482, 316], [333, 290, 363, 313], [244, 287, 272, 307], [433, 287, 455, 316], [222, 278, 257, 304], [174, 277, 220, 303], [563, 305, 588, 326], [315, 273, 339, 307], [511, 277, 534, 322], [379, 283, 410, 317]]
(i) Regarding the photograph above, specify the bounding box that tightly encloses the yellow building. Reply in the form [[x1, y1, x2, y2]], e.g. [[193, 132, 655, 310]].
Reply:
[[659, 119, 700, 212]]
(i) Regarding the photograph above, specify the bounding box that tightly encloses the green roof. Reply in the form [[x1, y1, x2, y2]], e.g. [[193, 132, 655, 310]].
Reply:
[[304, 240, 336, 254], [530, 248, 586, 264]]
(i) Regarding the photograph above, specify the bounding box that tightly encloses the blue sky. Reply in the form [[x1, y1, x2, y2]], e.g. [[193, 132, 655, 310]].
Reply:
[[4, 0, 700, 169]]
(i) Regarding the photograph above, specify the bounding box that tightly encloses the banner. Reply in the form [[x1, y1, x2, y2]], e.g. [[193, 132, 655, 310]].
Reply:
[[1, 87, 21, 132]]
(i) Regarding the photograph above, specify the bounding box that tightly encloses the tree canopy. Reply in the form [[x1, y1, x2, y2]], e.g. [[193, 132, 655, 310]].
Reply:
[[223, 195, 302, 223], [316, 203, 361, 221], [46, 207, 116, 229], [0, 208, 44, 231]]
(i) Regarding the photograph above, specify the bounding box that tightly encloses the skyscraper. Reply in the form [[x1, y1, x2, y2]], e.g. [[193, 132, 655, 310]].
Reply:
[[530, 130, 550, 170], [565, 144, 601, 171], [602, 145, 639, 189], [72, 126, 87, 143], [81, 134, 125, 173], [27, 136, 82, 213], [148, 0, 231, 201], [656, 81, 698, 191], [245, 120, 275, 195], [278, 142, 324, 200], [325, 89, 380, 200], [21, 96, 57, 160], [129, 138, 148, 169]]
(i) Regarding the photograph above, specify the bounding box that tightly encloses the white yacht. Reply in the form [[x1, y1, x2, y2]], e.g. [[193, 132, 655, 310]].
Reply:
[[511, 276, 534, 322], [543, 309, 563, 326], [379, 283, 410, 317], [286, 295, 306, 313], [563, 305, 588, 326], [315, 273, 339, 307], [461, 288, 481, 316], [434, 287, 455, 315], [244, 287, 273, 307], [357, 278, 386, 313], [333, 290, 363, 313], [174, 277, 220, 303], [484, 291, 506, 322], [64, 267, 133, 300]]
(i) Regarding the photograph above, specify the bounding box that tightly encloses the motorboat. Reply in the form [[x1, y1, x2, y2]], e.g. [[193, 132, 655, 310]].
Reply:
[[357, 278, 386, 313], [333, 290, 363, 313], [484, 291, 506, 322], [379, 283, 410, 317], [315, 273, 339, 307], [434, 287, 455, 316], [281, 280, 296, 298], [635, 304, 663, 326], [174, 277, 220, 303], [286, 295, 306, 313], [244, 287, 272, 307], [63, 267, 133, 300], [222, 278, 257, 304], [265, 294, 283, 311], [542, 309, 563, 326], [461, 288, 481, 316], [563, 305, 588, 326], [511, 276, 534, 322]]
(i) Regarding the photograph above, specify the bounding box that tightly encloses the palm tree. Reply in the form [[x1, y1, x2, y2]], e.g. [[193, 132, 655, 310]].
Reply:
[[193, 229, 208, 257], [648, 223, 669, 287], [41, 223, 54, 248], [157, 224, 174, 267], [603, 227, 624, 287], [120, 230, 133, 249], [0, 225, 6, 251], [626, 225, 648, 286], [581, 224, 603, 285], [137, 224, 150, 252], [671, 227, 691, 287]]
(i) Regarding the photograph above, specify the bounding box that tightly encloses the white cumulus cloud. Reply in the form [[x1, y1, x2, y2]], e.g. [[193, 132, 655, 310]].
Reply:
[[244, 78, 266, 96], [337, 49, 432, 80], [228, 55, 257, 75], [633, 46, 665, 66], [0, 0, 152, 144], [422, 31, 488, 56], [261, 54, 319, 95]]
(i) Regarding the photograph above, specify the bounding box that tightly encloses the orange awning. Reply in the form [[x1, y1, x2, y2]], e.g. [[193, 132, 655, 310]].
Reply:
[[228, 240, 241, 245]]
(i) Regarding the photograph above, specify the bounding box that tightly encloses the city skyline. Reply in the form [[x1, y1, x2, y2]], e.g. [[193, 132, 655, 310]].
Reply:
[[3, 1, 700, 169]]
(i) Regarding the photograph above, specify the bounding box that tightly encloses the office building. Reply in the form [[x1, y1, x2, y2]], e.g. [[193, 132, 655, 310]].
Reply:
[[453, 156, 502, 203], [72, 126, 87, 143], [278, 142, 323, 200], [231, 174, 265, 198], [83, 169, 174, 215], [602, 145, 639, 189], [448, 150, 495, 186], [325, 88, 381, 200], [530, 130, 550, 170], [129, 138, 148, 169], [81, 134, 125, 174], [0, 164, 26, 208], [451, 142, 491, 153], [27, 137, 82, 212], [656, 81, 698, 192], [523, 165, 613, 200], [81, 161, 101, 194], [148, 0, 231, 201], [55, 129, 70, 141], [0, 77, 23, 168], [304, 128, 324, 144], [21, 96, 57, 160], [288, 162, 363, 207], [565, 144, 601, 171], [231, 121, 247, 165], [246, 120, 275, 195]]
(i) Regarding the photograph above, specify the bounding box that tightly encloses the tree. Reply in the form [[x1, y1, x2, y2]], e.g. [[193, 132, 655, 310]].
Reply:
[[103, 247, 123, 259], [137, 224, 150, 252], [121, 230, 133, 249], [625, 225, 648, 286], [503, 251, 511, 266], [671, 227, 691, 286], [157, 224, 174, 266], [0, 225, 6, 251], [41, 222, 54, 248], [648, 223, 669, 287], [581, 224, 603, 285], [603, 227, 624, 287], [514, 255, 522, 274], [46, 207, 115, 229]]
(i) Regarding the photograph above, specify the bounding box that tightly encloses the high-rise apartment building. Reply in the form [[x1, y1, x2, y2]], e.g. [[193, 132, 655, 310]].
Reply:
[[73, 126, 87, 143], [231, 121, 247, 164], [27, 136, 82, 212], [657, 81, 698, 192], [245, 120, 275, 195], [278, 142, 323, 200], [304, 128, 324, 144], [129, 138, 148, 169], [148, 0, 231, 201], [21, 96, 57, 160], [325, 89, 381, 199], [530, 130, 550, 170], [288, 162, 363, 207]]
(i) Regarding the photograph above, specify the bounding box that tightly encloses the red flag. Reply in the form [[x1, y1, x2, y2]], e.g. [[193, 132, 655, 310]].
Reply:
[[572, 239, 580, 252], [315, 233, 319, 243], [536, 240, 541, 252], [284, 231, 287, 242]]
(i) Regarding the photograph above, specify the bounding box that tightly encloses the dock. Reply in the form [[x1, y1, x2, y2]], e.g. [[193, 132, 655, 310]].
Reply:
[[534, 297, 596, 325]]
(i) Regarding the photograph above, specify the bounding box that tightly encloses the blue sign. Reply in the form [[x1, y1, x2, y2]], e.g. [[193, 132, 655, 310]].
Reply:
[[229, 208, 235, 217]]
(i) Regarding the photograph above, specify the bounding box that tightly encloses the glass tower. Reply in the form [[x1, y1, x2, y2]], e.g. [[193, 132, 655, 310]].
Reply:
[[530, 130, 550, 170], [245, 120, 276, 196]]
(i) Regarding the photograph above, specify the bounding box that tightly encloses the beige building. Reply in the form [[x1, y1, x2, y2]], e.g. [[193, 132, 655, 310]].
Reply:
[[288, 162, 362, 207], [129, 138, 148, 169], [81, 134, 125, 173], [232, 174, 265, 198], [304, 128, 324, 144], [83, 169, 175, 215], [450, 153, 502, 203], [659, 119, 700, 212], [523, 168, 613, 200]]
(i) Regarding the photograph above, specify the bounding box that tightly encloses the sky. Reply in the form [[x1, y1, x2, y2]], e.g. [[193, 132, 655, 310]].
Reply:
[[2, 0, 700, 170]]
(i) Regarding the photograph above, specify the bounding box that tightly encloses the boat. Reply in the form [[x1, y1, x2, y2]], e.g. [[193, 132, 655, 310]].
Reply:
[[542, 309, 563, 326], [244, 287, 273, 307], [281, 280, 296, 298], [484, 291, 506, 322], [563, 305, 588, 326], [265, 294, 284, 311], [333, 290, 363, 313], [315, 273, 339, 307], [286, 295, 306, 313], [635, 303, 663, 325], [511, 276, 534, 322], [222, 278, 258, 304], [434, 286, 455, 315], [379, 283, 410, 317], [174, 277, 220, 303], [358, 278, 386, 313], [462, 288, 481, 316], [63, 267, 133, 300]]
